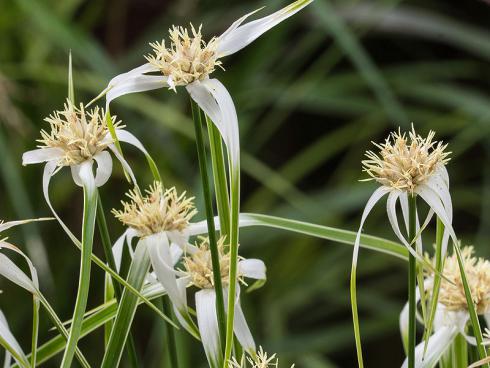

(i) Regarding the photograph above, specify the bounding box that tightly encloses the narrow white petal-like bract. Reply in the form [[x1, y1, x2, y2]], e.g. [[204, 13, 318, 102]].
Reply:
[[0, 310, 29, 368], [22, 147, 63, 166], [217, 0, 313, 57], [102, 63, 166, 107], [108, 144, 138, 186], [196, 289, 222, 368], [146, 233, 186, 309], [76, 159, 96, 194], [401, 326, 457, 368], [353, 186, 390, 264], [112, 228, 138, 272], [93, 151, 113, 187], [233, 297, 256, 355], [0, 253, 36, 293], [43, 160, 80, 246], [187, 79, 240, 169], [238, 259, 266, 280]]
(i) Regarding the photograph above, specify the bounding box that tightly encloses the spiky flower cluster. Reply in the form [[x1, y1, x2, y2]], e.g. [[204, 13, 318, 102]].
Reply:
[[436, 246, 490, 314], [38, 100, 121, 166], [113, 182, 197, 237], [146, 25, 222, 89], [228, 347, 295, 368], [182, 236, 241, 289], [362, 127, 450, 193]]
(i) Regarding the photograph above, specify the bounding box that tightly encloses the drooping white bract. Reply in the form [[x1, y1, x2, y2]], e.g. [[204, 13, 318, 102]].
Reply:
[[400, 247, 490, 367], [94, 0, 313, 171], [0, 219, 48, 368], [22, 100, 151, 235], [178, 237, 266, 368]]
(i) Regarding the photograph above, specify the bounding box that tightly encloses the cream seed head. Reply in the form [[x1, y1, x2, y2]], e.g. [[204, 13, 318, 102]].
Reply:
[[228, 347, 294, 368], [112, 182, 197, 237], [436, 246, 490, 314], [182, 236, 242, 289], [362, 126, 450, 193], [38, 100, 121, 166], [145, 24, 222, 89]]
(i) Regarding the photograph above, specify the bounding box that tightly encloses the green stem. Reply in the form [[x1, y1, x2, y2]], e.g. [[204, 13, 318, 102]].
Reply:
[[101, 242, 150, 368], [452, 333, 468, 368], [38, 295, 91, 368], [60, 184, 97, 368], [30, 297, 39, 367], [96, 192, 140, 367], [423, 218, 445, 353], [162, 297, 179, 368], [408, 195, 417, 368], [224, 170, 240, 366], [206, 116, 230, 239], [190, 99, 226, 352], [454, 242, 488, 364]]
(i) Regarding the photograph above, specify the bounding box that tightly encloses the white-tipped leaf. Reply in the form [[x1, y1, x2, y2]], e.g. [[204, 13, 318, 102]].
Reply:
[[93, 151, 113, 187], [217, 0, 313, 57]]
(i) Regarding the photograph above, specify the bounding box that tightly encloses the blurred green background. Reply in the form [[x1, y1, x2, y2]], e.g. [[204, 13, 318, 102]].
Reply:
[[1, 0, 489, 366]]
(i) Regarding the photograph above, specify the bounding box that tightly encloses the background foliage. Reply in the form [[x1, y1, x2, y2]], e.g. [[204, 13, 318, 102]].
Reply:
[[1, 0, 489, 366]]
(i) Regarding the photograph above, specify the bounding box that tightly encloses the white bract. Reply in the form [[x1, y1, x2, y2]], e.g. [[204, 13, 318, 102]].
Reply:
[[400, 247, 490, 367], [95, 0, 312, 170], [22, 100, 151, 233], [0, 219, 48, 368]]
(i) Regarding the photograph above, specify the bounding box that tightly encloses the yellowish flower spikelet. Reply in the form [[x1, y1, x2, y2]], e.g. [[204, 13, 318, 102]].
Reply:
[[182, 236, 242, 289], [145, 24, 223, 88], [436, 246, 490, 314], [362, 126, 450, 193], [228, 346, 295, 368], [113, 182, 197, 237], [38, 100, 121, 166]]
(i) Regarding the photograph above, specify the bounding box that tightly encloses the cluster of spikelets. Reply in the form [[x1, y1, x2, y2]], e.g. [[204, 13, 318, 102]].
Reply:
[[145, 24, 222, 89], [435, 246, 490, 314], [38, 99, 121, 166], [228, 347, 295, 368], [112, 181, 197, 237], [362, 126, 450, 193], [182, 236, 242, 289]]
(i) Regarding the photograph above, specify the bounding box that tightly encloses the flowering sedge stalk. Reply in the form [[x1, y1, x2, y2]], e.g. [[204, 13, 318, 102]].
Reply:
[[400, 246, 490, 367], [352, 126, 455, 366], [407, 195, 417, 368], [60, 179, 97, 368], [191, 100, 227, 355], [96, 193, 140, 367]]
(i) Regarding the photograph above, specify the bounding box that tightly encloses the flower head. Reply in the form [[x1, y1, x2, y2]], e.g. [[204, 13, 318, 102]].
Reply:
[[113, 182, 197, 237], [435, 246, 490, 314], [182, 236, 241, 289], [362, 126, 450, 193], [38, 100, 121, 166], [146, 25, 222, 90], [228, 346, 294, 368]]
